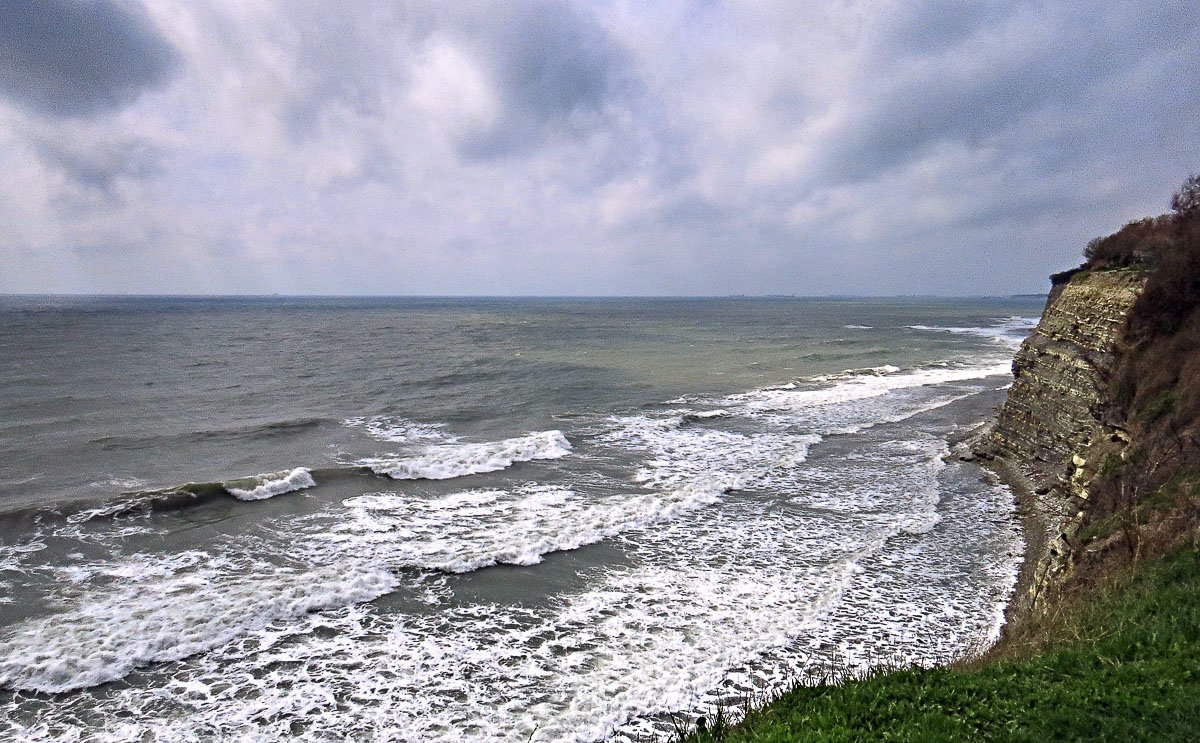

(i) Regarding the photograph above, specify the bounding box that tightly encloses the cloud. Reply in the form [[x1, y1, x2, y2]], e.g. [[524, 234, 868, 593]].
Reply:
[[1, 0, 1198, 295], [753, 2, 1200, 191], [448, 1, 635, 159], [0, 0, 179, 117], [33, 133, 162, 194]]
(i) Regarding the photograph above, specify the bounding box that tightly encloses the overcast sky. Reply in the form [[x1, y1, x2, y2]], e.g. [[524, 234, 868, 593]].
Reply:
[[1, 1, 1197, 296]]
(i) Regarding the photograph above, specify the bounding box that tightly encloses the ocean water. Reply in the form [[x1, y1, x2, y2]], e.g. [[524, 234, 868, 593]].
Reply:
[[0, 295, 1043, 742]]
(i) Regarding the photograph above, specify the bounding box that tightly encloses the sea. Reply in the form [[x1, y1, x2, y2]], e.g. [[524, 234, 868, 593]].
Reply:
[[0, 295, 1044, 742]]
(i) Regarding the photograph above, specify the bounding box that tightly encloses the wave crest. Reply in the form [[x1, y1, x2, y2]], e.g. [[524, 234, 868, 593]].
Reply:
[[224, 467, 315, 501], [359, 430, 572, 480]]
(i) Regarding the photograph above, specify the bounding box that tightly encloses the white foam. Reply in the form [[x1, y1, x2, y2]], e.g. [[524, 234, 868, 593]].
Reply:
[[64, 498, 144, 524], [224, 467, 315, 501], [0, 453, 754, 697], [87, 476, 150, 491], [360, 430, 572, 480], [0, 555, 396, 694], [321, 481, 729, 575], [0, 427, 1024, 742], [0, 539, 48, 597], [53, 550, 215, 585], [907, 316, 1039, 349], [724, 360, 1013, 433], [0, 339, 1029, 738], [0, 440, 722, 696], [844, 324, 873, 329], [342, 415, 455, 444], [601, 413, 820, 496], [681, 408, 731, 420], [0, 430, 1025, 743], [811, 364, 901, 382]]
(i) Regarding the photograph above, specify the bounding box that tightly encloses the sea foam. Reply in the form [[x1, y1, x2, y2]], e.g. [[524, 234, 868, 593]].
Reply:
[[224, 467, 316, 500], [1, 429, 1023, 743], [907, 316, 1039, 349], [708, 358, 1014, 437], [0, 559, 396, 694], [359, 430, 572, 480], [322, 481, 731, 574], [0, 337, 1028, 736], [342, 415, 455, 444]]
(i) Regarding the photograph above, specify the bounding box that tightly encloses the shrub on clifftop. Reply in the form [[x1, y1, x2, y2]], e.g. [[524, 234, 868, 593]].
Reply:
[[1093, 174, 1200, 555], [1169, 173, 1200, 220], [1083, 216, 1175, 269], [1081, 175, 1200, 272]]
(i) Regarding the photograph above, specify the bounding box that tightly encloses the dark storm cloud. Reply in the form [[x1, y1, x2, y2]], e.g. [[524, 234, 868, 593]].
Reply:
[[811, 2, 1200, 187], [456, 1, 633, 159], [0, 0, 177, 118]]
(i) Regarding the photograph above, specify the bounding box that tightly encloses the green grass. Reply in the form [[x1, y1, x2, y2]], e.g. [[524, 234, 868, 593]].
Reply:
[[1140, 390, 1178, 422], [678, 544, 1200, 743]]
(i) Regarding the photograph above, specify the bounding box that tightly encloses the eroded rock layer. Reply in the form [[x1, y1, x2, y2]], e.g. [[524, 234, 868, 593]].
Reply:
[[993, 270, 1144, 474], [985, 269, 1145, 614]]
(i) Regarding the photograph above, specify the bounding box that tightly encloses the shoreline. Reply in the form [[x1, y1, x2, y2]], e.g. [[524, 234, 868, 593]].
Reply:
[[979, 453, 1049, 644], [949, 418, 1050, 651]]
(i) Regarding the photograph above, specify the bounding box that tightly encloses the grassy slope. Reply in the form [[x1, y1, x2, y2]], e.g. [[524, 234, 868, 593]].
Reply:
[[682, 544, 1200, 743]]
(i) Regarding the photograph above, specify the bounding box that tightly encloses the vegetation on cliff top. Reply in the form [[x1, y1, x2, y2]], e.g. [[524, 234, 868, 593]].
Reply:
[[1043, 173, 1200, 566], [1082, 175, 1200, 563]]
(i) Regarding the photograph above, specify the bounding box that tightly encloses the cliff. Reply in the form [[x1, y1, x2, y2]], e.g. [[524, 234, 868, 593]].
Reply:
[[981, 270, 1146, 614], [983, 184, 1200, 620], [994, 270, 1144, 468]]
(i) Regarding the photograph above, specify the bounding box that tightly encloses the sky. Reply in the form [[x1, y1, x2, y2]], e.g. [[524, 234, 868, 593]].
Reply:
[[1, 1, 1198, 296]]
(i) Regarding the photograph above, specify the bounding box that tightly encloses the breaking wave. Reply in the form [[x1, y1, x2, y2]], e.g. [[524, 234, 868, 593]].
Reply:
[[224, 467, 316, 501], [358, 430, 572, 480], [325, 482, 731, 574], [0, 559, 396, 694], [715, 359, 1014, 436], [0, 314, 1033, 736], [907, 316, 1039, 349]]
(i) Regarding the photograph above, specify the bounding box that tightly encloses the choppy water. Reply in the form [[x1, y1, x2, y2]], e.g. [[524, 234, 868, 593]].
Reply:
[[0, 296, 1042, 741]]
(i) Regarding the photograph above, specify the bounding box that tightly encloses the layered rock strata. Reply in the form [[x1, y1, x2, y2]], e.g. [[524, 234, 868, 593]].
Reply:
[[982, 269, 1145, 614], [993, 270, 1144, 470]]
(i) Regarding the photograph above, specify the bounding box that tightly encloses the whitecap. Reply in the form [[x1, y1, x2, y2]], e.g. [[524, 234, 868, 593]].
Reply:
[[224, 467, 316, 501], [907, 316, 1039, 349], [342, 416, 455, 444], [359, 430, 572, 480], [728, 360, 1013, 423], [322, 482, 729, 574]]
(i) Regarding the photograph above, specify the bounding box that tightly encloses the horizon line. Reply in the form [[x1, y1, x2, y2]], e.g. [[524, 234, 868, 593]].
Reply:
[[0, 291, 1049, 300]]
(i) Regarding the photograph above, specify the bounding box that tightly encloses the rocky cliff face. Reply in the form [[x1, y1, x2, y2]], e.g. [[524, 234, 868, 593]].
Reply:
[[984, 269, 1146, 612], [993, 270, 1144, 471]]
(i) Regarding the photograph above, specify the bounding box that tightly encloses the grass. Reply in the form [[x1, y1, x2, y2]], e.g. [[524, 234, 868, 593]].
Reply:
[[675, 543, 1200, 742], [1139, 390, 1178, 422]]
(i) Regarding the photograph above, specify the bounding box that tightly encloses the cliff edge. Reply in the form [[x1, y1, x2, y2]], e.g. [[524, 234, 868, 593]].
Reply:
[[982, 175, 1200, 624], [980, 269, 1146, 616]]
